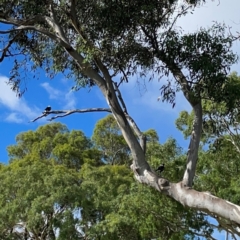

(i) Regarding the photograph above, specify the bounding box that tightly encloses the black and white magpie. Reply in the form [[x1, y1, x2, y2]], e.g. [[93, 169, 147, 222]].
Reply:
[[155, 163, 165, 173]]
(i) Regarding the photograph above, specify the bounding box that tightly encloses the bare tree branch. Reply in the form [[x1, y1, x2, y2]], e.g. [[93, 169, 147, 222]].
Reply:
[[161, 5, 191, 46], [125, 113, 146, 155], [112, 81, 146, 154], [69, 0, 81, 35], [30, 108, 111, 122], [154, 50, 202, 187], [183, 102, 202, 186], [48, 3, 69, 42], [30, 112, 49, 122], [117, 65, 129, 86], [230, 232, 238, 240]]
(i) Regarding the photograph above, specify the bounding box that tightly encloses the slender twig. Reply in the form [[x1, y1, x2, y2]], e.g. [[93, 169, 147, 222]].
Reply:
[[188, 230, 217, 240], [113, 81, 128, 114], [161, 5, 191, 46], [118, 65, 129, 86], [0, 32, 22, 62], [230, 232, 237, 240]]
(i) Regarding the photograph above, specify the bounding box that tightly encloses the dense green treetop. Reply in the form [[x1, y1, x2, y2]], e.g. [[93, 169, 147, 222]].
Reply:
[[0, 121, 215, 239], [7, 122, 100, 170]]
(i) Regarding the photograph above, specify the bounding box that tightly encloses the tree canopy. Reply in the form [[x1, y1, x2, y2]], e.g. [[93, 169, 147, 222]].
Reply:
[[0, 122, 219, 239], [1, 0, 240, 237]]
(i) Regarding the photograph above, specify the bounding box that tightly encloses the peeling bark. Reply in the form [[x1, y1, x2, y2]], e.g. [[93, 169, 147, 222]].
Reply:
[[132, 167, 240, 228], [169, 183, 240, 226]]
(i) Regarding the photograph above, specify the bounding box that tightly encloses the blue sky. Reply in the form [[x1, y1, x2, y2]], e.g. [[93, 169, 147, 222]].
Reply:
[[0, 1, 239, 239]]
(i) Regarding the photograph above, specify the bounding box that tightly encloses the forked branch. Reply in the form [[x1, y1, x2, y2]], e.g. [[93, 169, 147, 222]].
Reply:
[[112, 81, 146, 154]]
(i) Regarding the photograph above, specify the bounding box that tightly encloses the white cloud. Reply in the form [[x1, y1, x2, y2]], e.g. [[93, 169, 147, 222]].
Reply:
[[0, 76, 19, 110], [41, 82, 62, 99], [41, 82, 76, 109], [5, 113, 23, 124], [177, 0, 240, 33], [120, 77, 191, 116], [0, 76, 41, 123], [64, 91, 76, 109]]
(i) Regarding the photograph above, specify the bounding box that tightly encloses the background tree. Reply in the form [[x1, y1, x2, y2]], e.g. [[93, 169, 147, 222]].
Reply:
[[1, 0, 240, 233], [0, 123, 101, 239], [80, 163, 214, 240], [0, 121, 220, 239], [92, 114, 130, 165], [0, 154, 83, 239], [7, 122, 101, 170]]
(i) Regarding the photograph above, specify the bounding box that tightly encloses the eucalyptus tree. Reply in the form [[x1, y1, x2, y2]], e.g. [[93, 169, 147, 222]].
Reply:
[[1, 0, 240, 233], [92, 114, 130, 165]]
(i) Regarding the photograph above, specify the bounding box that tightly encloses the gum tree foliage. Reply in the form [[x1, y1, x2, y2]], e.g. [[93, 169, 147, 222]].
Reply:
[[0, 122, 213, 239], [90, 116, 215, 238], [7, 122, 99, 170], [1, 0, 240, 234], [92, 114, 130, 165], [80, 164, 213, 240]]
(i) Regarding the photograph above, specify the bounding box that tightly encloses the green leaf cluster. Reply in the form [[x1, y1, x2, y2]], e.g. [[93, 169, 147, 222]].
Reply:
[[7, 122, 99, 170], [92, 114, 130, 165]]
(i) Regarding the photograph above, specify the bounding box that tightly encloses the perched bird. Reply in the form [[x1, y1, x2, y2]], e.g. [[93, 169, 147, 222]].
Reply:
[[44, 106, 51, 112], [155, 163, 165, 173]]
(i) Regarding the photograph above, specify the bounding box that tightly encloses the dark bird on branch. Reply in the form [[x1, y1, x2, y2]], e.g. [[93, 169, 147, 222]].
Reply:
[[155, 164, 164, 173], [44, 106, 51, 112]]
